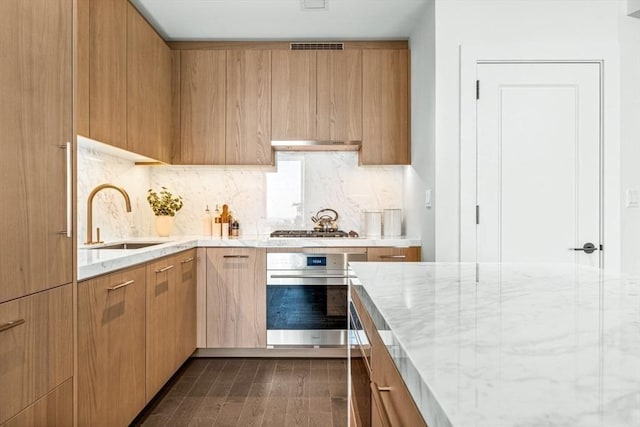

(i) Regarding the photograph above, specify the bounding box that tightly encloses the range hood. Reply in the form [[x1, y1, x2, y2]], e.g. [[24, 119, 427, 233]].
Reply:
[[271, 140, 361, 151]]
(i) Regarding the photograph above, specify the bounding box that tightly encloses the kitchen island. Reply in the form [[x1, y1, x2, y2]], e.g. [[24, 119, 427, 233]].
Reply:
[[349, 262, 640, 427]]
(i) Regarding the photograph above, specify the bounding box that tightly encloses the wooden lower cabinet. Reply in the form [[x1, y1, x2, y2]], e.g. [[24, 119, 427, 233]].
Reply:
[[350, 287, 426, 427], [146, 255, 178, 400], [2, 379, 72, 427], [175, 250, 198, 366], [367, 246, 421, 262], [205, 247, 266, 348], [78, 265, 146, 427], [146, 250, 197, 400], [0, 285, 73, 425], [78, 250, 197, 427], [370, 325, 426, 427]]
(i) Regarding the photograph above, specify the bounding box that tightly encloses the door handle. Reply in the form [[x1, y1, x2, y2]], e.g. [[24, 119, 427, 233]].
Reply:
[[59, 142, 72, 238], [570, 242, 597, 254]]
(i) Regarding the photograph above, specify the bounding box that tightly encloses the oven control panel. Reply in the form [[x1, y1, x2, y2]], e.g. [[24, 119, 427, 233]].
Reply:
[[267, 252, 367, 271]]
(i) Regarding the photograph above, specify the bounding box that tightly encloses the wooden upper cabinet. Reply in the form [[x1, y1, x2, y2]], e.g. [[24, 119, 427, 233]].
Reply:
[[226, 50, 273, 165], [127, 4, 172, 163], [1, 0, 73, 303], [87, 0, 128, 149], [271, 50, 317, 140], [316, 50, 363, 141], [178, 50, 226, 164], [362, 49, 410, 165], [77, 0, 90, 136]]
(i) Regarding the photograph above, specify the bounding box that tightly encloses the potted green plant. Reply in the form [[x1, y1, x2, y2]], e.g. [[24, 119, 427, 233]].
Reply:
[[147, 187, 183, 237]]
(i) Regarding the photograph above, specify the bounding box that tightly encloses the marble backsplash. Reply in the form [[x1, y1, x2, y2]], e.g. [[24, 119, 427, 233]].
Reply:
[[78, 145, 404, 243]]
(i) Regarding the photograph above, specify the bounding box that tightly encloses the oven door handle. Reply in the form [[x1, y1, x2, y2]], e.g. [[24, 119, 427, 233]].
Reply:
[[269, 274, 355, 279]]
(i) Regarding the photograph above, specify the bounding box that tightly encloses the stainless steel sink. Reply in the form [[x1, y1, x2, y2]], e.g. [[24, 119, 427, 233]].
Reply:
[[86, 242, 166, 250]]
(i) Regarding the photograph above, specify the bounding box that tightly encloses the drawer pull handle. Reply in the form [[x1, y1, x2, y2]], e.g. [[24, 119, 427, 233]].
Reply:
[[181, 257, 195, 264], [0, 319, 25, 333], [223, 255, 249, 259], [379, 255, 406, 259], [155, 265, 175, 273], [108, 280, 135, 291], [370, 382, 393, 427]]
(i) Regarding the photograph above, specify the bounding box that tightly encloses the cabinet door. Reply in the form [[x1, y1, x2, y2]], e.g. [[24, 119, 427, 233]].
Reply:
[[179, 50, 226, 164], [146, 255, 179, 401], [226, 50, 273, 165], [362, 50, 410, 165], [271, 50, 317, 140], [370, 328, 426, 427], [206, 248, 266, 348], [78, 267, 146, 427], [127, 3, 172, 163], [87, 0, 128, 148], [367, 247, 421, 262], [317, 50, 362, 141], [175, 250, 197, 365], [0, 285, 73, 425], [0, 0, 73, 304]]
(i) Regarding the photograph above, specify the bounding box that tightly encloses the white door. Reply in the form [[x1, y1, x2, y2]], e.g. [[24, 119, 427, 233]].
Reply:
[[476, 62, 601, 266]]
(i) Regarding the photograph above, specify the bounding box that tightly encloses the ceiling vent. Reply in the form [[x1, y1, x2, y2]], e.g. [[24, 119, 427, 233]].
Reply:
[[301, 0, 329, 11], [290, 42, 344, 51]]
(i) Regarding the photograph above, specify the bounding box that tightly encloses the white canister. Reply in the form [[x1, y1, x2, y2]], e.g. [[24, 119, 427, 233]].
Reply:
[[364, 211, 382, 237], [383, 208, 402, 237]]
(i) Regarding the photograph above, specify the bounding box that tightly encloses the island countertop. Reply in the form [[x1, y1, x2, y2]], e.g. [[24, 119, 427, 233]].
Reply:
[[348, 262, 640, 427]]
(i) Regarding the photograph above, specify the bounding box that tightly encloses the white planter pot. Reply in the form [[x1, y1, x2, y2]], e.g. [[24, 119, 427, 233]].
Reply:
[[155, 215, 174, 237]]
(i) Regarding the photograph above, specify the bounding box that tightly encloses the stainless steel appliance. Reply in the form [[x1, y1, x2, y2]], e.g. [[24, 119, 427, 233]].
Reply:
[[266, 252, 366, 346], [270, 230, 350, 238]]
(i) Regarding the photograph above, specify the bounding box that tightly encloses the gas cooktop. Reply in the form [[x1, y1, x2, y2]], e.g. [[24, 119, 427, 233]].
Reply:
[[270, 230, 352, 238]]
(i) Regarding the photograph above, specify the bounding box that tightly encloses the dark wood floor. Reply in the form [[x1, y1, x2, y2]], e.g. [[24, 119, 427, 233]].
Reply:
[[132, 358, 348, 427]]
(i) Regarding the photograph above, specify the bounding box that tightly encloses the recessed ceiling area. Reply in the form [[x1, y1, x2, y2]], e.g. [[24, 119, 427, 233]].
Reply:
[[132, 0, 429, 40]]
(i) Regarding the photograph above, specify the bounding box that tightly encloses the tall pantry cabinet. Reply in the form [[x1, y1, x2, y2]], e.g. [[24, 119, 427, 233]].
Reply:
[[0, 0, 74, 424]]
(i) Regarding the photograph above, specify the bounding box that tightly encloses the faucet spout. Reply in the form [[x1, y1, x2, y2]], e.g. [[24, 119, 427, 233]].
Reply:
[[85, 184, 132, 245]]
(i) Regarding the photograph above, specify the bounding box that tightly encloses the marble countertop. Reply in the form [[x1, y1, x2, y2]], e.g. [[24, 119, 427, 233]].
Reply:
[[78, 235, 421, 280], [348, 262, 640, 427]]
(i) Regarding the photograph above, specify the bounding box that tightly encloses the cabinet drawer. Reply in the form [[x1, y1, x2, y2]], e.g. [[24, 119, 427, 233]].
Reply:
[[371, 328, 426, 427], [2, 378, 72, 427], [0, 285, 73, 424], [367, 247, 421, 262]]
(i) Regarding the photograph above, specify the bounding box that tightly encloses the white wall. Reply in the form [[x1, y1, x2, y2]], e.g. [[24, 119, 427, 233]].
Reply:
[[619, 8, 640, 273], [406, 0, 436, 260], [432, 0, 622, 265]]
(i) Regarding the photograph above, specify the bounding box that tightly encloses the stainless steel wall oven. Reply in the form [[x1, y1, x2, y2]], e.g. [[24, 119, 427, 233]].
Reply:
[[266, 251, 366, 347]]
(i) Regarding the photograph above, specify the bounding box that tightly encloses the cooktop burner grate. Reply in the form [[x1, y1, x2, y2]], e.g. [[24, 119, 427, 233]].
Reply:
[[270, 230, 350, 238]]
